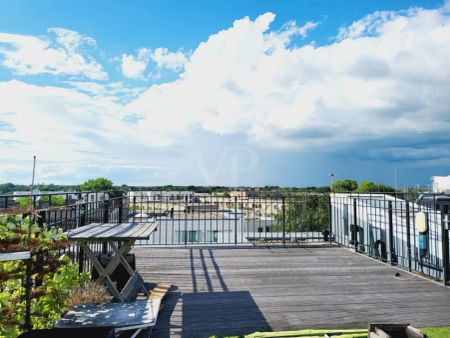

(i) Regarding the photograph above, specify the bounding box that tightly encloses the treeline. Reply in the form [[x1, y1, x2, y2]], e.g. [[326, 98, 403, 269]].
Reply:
[[0, 183, 81, 194], [1, 177, 394, 195], [331, 180, 395, 193]]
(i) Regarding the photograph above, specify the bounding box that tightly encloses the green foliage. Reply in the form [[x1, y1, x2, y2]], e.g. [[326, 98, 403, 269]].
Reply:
[[331, 180, 358, 192], [40, 195, 65, 206], [0, 183, 28, 195], [80, 178, 113, 192], [421, 326, 450, 338], [356, 180, 395, 192], [331, 180, 395, 193], [17, 197, 32, 209], [0, 183, 80, 195], [274, 195, 330, 232], [0, 216, 89, 336], [17, 195, 66, 209]]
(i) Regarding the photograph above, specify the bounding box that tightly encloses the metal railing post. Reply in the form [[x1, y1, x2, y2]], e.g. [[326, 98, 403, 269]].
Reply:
[[328, 194, 332, 244], [118, 197, 123, 223], [78, 204, 86, 273], [234, 196, 238, 245], [102, 199, 109, 254], [353, 198, 358, 251], [441, 206, 449, 286], [406, 202, 412, 272], [282, 196, 286, 247], [388, 201, 394, 265]]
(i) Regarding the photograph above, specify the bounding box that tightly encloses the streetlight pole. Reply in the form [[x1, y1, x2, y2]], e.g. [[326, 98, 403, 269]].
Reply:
[[329, 173, 336, 191]]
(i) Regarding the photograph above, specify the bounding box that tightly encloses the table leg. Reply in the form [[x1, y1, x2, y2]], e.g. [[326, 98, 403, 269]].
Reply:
[[110, 241, 148, 295], [97, 241, 134, 283], [79, 242, 123, 301]]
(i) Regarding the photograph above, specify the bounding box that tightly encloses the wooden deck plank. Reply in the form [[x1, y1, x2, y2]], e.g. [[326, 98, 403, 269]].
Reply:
[[131, 246, 450, 338]]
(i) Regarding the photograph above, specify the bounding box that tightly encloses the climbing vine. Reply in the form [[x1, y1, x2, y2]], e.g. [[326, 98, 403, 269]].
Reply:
[[0, 215, 89, 337]]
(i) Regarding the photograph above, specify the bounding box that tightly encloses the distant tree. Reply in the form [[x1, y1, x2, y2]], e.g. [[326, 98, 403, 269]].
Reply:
[[331, 180, 358, 192], [0, 183, 29, 194], [274, 194, 330, 232], [80, 178, 113, 192], [40, 195, 65, 206], [357, 180, 395, 193], [17, 197, 32, 209], [17, 195, 66, 208]]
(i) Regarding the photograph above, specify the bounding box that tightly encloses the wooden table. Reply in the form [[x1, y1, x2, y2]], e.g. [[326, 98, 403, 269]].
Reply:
[[66, 222, 157, 301]]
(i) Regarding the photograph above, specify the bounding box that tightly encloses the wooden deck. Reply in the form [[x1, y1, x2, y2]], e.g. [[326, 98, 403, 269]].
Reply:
[[133, 246, 450, 338]]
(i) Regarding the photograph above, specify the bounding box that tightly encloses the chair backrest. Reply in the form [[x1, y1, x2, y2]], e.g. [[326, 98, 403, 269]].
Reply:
[[121, 271, 144, 302]]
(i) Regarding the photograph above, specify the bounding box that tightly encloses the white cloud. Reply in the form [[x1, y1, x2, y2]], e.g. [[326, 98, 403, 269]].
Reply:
[[0, 28, 107, 80], [121, 48, 151, 79], [124, 6, 450, 160], [2, 3, 450, 184], [121, 47, 188, 79], [64, 80, 145, 102], [0, 79, 176, 170], [150, 47, 188, 71]]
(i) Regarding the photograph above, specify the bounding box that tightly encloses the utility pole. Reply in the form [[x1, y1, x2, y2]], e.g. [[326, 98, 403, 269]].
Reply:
[[394, 166, 397, 191], [329, 173, 336, 191]]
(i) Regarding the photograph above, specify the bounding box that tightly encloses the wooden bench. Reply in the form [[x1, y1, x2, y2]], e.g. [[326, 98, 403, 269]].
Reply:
[[56, 283, 172, 338]]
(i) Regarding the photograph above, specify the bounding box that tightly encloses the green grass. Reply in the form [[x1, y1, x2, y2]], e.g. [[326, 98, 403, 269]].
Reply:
[[421, 326, 450, 338], [210, 326, 450, 338]]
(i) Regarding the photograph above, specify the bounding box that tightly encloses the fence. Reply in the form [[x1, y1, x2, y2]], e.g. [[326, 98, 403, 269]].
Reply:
[[331, 192, 450, 285], [0, 190, 331, 268], [2, 190, 448, 284], [126, 191, 331, 246], [0, 191, 124, 273]]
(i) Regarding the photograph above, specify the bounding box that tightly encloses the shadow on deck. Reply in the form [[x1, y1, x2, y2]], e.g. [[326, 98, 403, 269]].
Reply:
[[133, 246, 450, 338]]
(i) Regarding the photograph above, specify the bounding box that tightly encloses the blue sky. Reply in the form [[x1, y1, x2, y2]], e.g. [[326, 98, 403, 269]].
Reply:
[[0, 0, 449, 187]]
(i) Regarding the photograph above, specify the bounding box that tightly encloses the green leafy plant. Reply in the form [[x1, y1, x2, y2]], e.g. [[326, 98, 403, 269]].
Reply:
[[17, 196, 66, 209], [0, 215, 89, 337], [80, 178, 113, 192], [273, 195, 330, 233]]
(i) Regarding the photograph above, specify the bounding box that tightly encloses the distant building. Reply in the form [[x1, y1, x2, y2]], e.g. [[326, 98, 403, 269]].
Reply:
[[128, 191, 194, 203], [12, 189, 41, 201], [82, 192, 109, 203], [229, 188, 260, 198], [431, 175, 450, 193]]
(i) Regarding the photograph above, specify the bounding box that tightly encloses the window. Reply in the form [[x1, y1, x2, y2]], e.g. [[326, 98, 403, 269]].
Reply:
[[212, 230, 218, 243], [179, 230, 199, 243], [188, 231, 198, 243]]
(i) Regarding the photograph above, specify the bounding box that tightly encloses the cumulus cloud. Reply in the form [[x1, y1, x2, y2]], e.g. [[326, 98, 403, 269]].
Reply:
[[2, 3, 450, 184], [124, 6, 450, 162], [0, 28, 107, 80], [121, 47, 188, 79], [151, 47, 188, 71], [121, 48, 151, 79]]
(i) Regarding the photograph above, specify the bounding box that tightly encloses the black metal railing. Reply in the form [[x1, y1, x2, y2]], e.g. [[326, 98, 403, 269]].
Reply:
[[331, 192, 450, 285], [0, 191, 125, 273], [1, 190, 332, 270], [2, 189, 448, 285], [125, 191, 331, 246]]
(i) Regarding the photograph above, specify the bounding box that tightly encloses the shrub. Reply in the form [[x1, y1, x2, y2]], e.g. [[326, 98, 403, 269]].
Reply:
[[66, 281, 112, 310], [0, 215, 89, 337]]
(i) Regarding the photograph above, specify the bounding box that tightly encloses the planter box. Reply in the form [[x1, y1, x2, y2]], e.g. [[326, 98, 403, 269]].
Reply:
[[0, 251, 30, 262], [368, 323, 426, 338]]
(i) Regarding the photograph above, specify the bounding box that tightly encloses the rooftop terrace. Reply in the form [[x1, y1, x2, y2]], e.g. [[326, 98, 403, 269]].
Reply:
[[134, 245, 450, 338]]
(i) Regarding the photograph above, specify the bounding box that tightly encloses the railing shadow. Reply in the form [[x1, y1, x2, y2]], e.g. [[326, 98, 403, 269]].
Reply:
[[181, 290, 270, 337], [180, 248, 270, 337]]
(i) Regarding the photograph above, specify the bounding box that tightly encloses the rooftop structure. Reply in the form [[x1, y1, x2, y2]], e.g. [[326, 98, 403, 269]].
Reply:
[[431, 175, 450, 193]]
